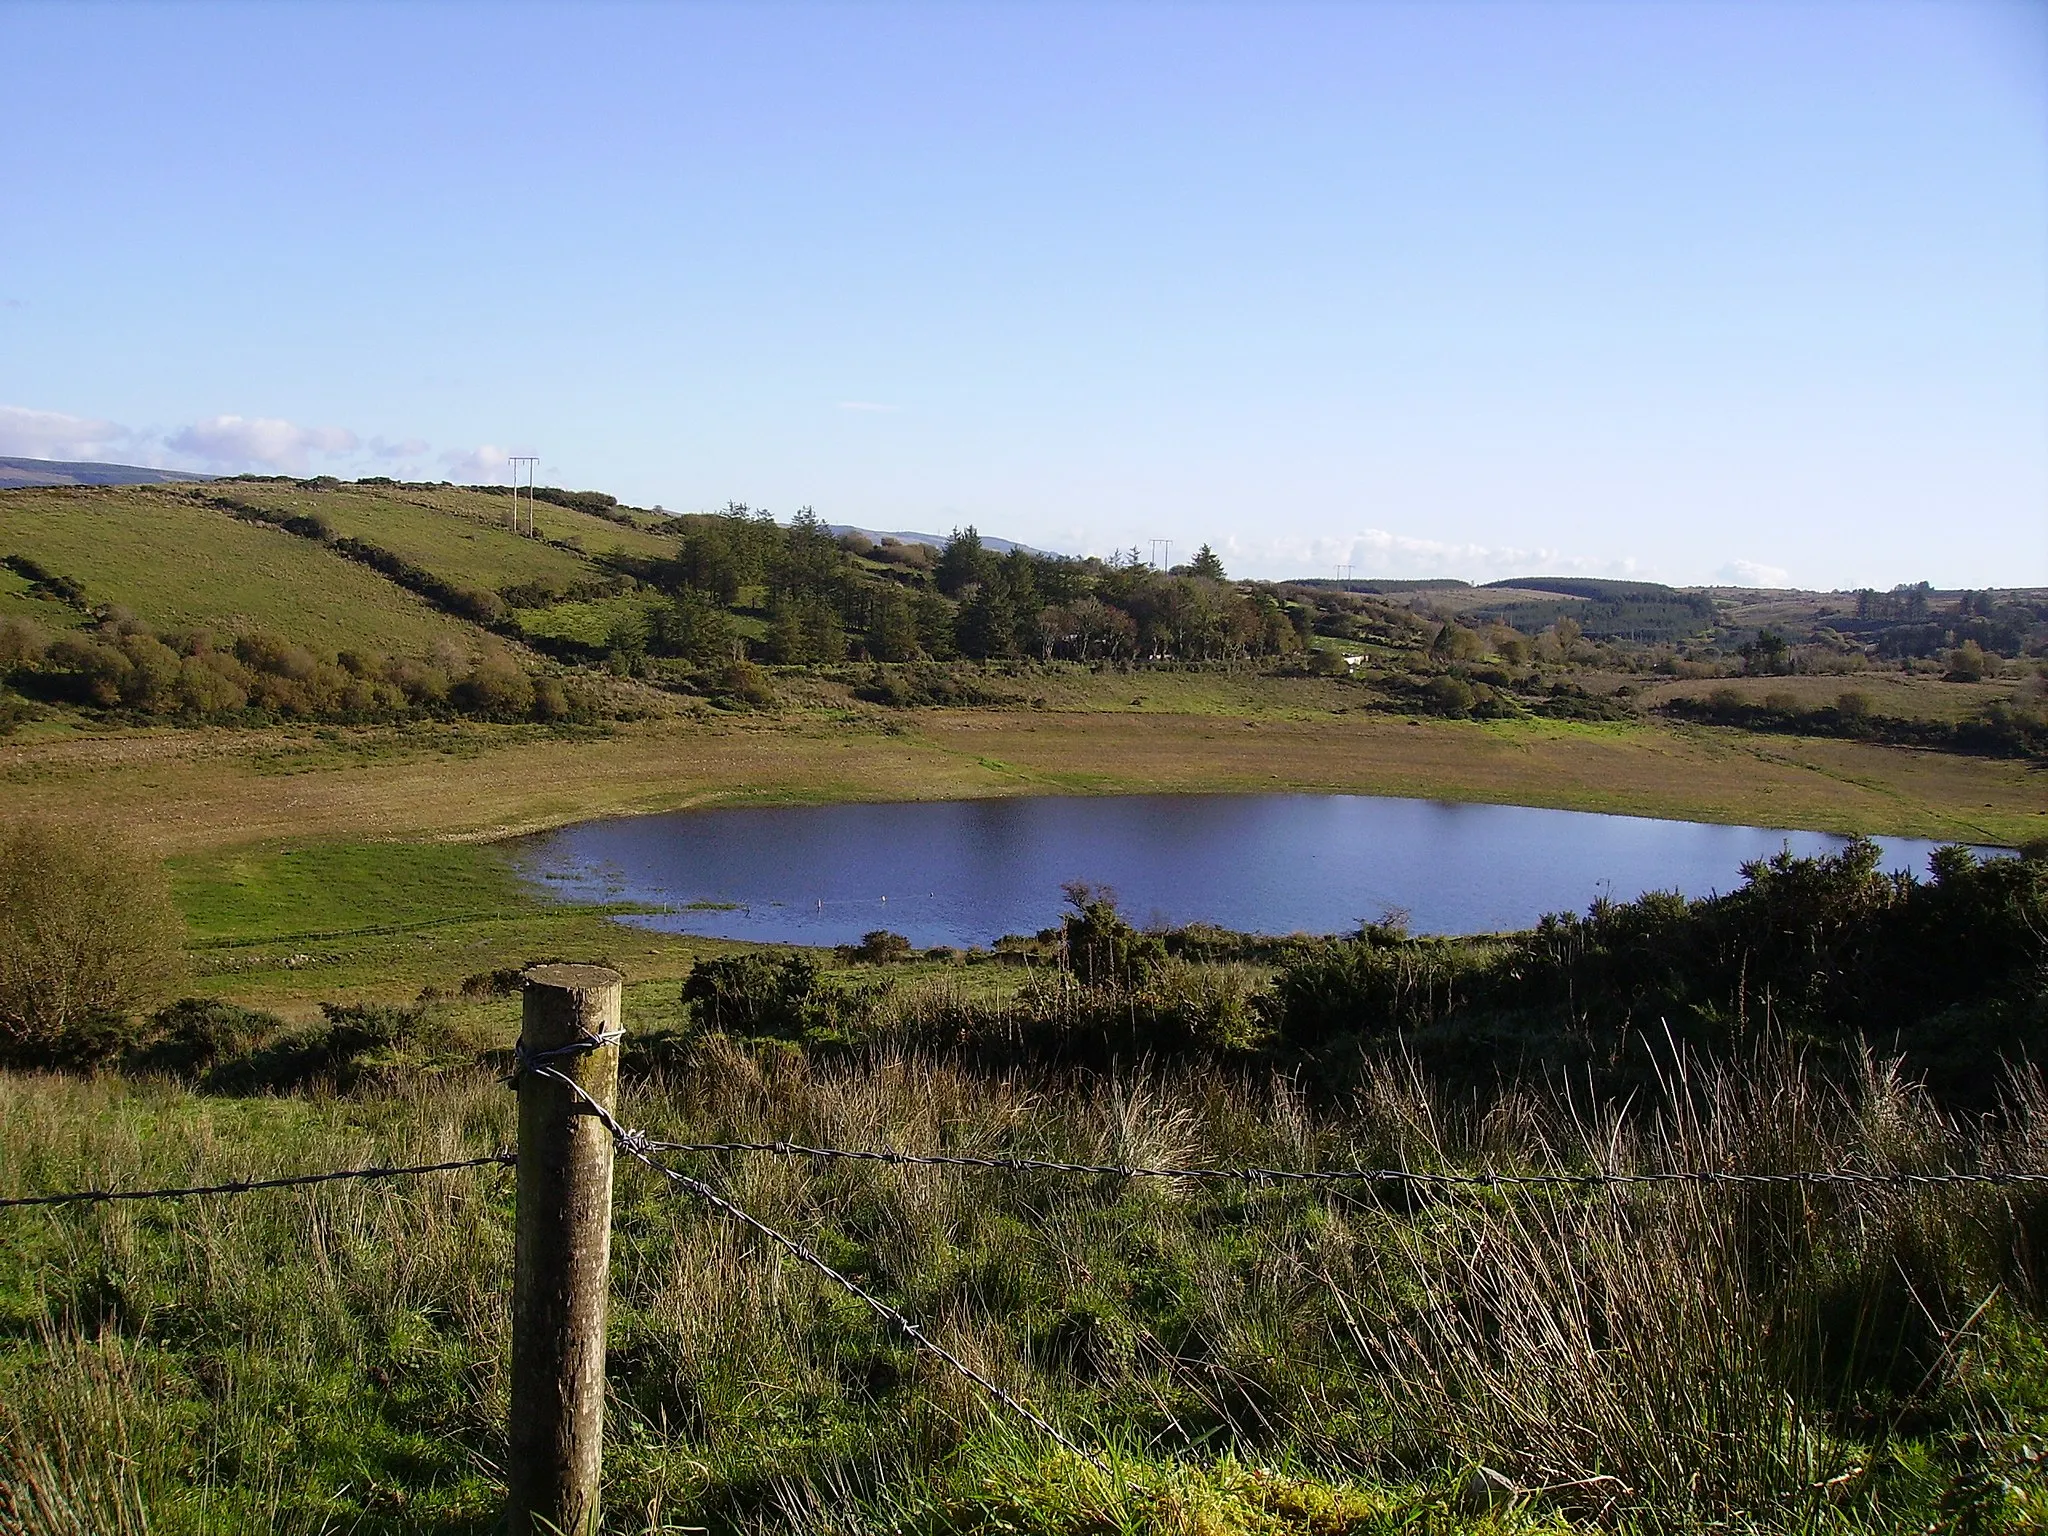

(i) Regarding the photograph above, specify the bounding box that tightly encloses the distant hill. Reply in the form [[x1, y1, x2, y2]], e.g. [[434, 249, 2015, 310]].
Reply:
[[1468, 576, 1719, 643], [1283, 578, 1472, 595], [825, 524, 1046, 556], [1480, 577, 1679, 602], [0, 456, 217, 489]]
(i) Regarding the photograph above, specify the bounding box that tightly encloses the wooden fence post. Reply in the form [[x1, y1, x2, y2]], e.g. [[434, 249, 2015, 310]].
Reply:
[[509, 963, 624, 1536]]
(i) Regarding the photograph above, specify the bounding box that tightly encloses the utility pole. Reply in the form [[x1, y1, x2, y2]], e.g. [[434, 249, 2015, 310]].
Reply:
[[1148, 539, 1172, 571], [508, 456, 539, 537]]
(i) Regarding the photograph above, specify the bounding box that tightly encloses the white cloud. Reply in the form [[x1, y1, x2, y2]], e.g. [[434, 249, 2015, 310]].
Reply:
[[0, 404, 137, 461], [165, 415, 360, 474], [368, 436, 431, 461], [439, 444, 524, 482], [1212, 528, 1649, 585], [1712, 560, 1793, 589]]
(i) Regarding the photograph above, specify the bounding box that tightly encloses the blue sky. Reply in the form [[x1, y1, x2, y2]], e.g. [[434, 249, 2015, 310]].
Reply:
[[3, 0, 2043, 588]]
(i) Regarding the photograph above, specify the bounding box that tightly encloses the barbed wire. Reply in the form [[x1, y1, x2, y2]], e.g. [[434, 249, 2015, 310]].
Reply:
[[637, 1138, 2048, 1191], [0, 1153, 516, 1212], [526, 1061, 1108, 1474]]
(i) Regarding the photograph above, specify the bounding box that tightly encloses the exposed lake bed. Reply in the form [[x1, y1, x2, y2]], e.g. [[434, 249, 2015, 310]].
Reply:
[[511, 791, 1999, 947]]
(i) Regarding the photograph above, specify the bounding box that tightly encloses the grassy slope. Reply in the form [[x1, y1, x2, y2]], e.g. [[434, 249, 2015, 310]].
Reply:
[[166, 837, 722, 1018], [4, 700, 2035, 854], [0, 486, 483, 655], [209, 482, 600, 590]]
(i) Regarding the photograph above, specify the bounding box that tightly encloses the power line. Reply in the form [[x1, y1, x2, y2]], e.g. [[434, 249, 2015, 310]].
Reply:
[[507, 455, 539, 536]]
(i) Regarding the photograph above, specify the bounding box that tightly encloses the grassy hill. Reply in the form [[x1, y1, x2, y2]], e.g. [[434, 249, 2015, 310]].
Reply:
[[0, 485, 485, 656]]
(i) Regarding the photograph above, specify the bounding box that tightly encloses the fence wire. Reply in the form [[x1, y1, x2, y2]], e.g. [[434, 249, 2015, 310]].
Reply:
[[638, 1138, 2048, 1191], [5, 1052, 2044, 1477], [528, 1061, 1111, 1473], [0, 1152, 516, 1211]]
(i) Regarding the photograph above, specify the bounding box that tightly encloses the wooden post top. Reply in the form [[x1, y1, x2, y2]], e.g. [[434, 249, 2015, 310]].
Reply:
[[522, 963, 624, 993]]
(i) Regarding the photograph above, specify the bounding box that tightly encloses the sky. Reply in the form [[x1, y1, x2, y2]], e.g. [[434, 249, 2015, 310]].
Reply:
[[2, 0, 2043, 589]]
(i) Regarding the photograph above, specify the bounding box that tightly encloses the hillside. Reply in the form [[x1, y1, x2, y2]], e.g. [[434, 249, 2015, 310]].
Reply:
[[0, 455, 218, 488]]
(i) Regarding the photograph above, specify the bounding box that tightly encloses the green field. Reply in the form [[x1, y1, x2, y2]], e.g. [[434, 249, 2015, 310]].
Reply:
[[0, 486, 485, 655], [212, 483, 603, 590]]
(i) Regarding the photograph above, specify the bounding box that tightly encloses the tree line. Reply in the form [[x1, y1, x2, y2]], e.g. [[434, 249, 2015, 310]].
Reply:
[[617, 508, 1308, 666]]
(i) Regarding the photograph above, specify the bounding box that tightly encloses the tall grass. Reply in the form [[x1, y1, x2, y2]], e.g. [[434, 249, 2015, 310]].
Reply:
[[1, 1044, 2043, 1533]]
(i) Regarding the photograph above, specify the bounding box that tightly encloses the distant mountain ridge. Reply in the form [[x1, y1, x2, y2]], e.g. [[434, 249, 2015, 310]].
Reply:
[[824, 523, 1047, 556], [0, 456, 217, 489]]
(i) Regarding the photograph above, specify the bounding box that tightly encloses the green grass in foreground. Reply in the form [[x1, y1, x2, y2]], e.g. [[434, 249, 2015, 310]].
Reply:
[[165, 839, 727, 1016], [1, 1050, 2043, 1534]]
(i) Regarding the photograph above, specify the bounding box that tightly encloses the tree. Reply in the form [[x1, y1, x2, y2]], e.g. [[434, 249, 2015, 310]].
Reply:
[[674, 527, 742, 604], [1189, 544, 1227, 581], [649, 590, 740, 665], [936, 526, 994, 598], [0, 821, 185, 1064], [864, 587, 921, 662], [956, 586, 1019, 659]]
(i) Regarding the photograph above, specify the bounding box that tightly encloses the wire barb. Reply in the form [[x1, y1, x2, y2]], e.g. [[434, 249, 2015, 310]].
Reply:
[[503, 1029, 625, 1087], [523, 1062, 1109, 1473]]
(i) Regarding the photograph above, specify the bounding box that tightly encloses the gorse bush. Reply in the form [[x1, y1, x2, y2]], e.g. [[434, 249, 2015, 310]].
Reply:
[[0, 822, 184, 1066], [1660, 689, 2048, 760], [1266, 838, 2048, 1104], [682, 952, 821, 1035], [0, 610, 594, 725]]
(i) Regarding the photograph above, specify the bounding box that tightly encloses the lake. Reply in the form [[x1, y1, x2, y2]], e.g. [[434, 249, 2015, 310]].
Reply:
[[509, 792, 1996, 947]]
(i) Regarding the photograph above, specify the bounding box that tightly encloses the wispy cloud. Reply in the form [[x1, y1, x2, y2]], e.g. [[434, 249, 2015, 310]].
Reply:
[[1211, 528, 1649, 585], [2, 401, 540, 484], [439, 444, 523, 482], [165, 415, 360, 475], [1713, 559, 1793, 589], [0, 404, 139, 461]]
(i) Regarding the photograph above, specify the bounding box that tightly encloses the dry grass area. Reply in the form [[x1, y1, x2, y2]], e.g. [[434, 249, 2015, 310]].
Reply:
[[1635, 671, 2030, 722], [1, 708, 2039, 857], [3, 1047, 2044, 1533]]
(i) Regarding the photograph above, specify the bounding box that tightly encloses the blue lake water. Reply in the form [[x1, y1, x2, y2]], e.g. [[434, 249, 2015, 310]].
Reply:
[[509, 793, 2000, 947]]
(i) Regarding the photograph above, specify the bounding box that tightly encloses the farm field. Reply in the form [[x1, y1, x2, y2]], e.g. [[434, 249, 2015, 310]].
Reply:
[[4, 705, 2039, 863], [3, 477, 2046, 1534]]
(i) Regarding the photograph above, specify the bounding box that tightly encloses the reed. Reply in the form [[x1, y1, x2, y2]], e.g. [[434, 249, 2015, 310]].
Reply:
[[1, 1043, 2043, 1533]]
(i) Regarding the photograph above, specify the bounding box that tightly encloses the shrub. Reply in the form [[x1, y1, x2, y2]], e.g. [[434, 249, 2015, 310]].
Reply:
[[681, 952, 818, 1035], [839, 929, 913, 964], [0, 822, 185, 1066], [713, 659, 777, 710], [1058, 882, 1165, 988], [136, 997, 284, 1076]]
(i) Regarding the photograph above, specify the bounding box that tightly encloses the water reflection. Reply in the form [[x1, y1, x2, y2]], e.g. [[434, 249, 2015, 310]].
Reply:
[[511, 793, 1998, 947]]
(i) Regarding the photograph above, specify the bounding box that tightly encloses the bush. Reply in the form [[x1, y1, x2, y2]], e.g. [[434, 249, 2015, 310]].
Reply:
[[713, 659, 777, 709], [0, 822, 185, 1065], [135, 997, 284, 1076], [681, 952, 818, 1035], [1058, 882, 1165, 988], [200, 1001, 426, 1094], [837, 929, 914, 964]]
